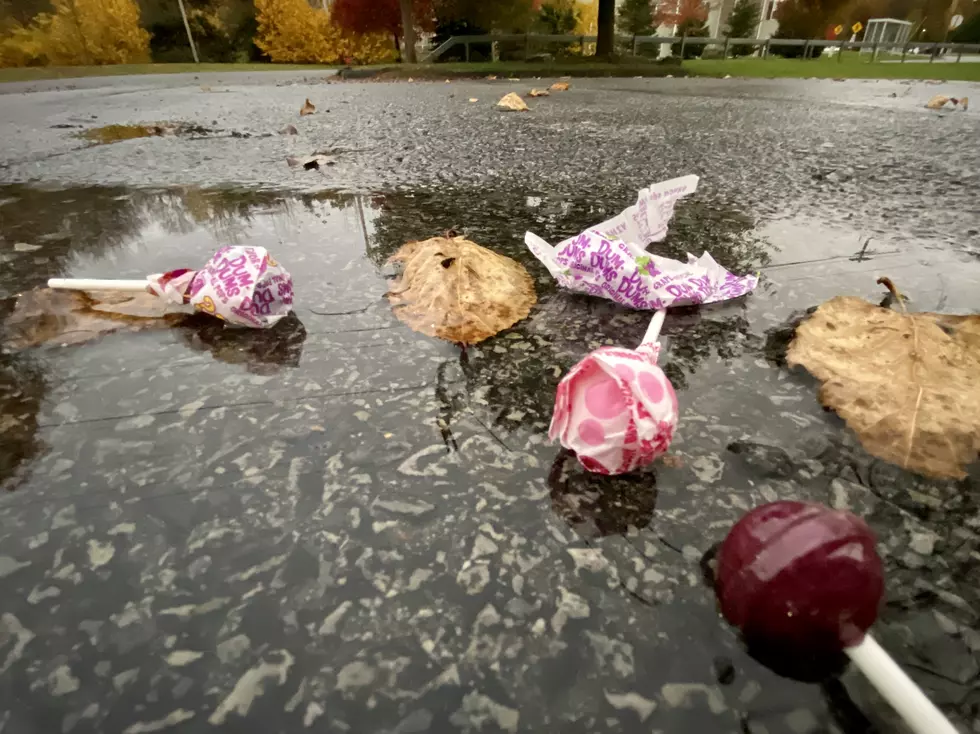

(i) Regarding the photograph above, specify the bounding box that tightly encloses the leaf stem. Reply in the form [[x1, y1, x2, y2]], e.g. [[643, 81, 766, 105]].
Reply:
[[876, 276, 907, 314]]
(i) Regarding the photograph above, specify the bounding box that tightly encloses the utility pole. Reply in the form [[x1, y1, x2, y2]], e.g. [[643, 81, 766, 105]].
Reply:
[[177, 0, 200, 64]]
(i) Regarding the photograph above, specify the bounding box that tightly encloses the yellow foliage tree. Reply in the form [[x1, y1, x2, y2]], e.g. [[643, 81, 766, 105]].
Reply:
[[254, 0, 397, 64], [575, 0, 599, 34], [0, 0, 149, 67]]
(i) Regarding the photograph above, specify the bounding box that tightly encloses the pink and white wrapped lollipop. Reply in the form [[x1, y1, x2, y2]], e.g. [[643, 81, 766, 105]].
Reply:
[[551, 310, 678, 475]]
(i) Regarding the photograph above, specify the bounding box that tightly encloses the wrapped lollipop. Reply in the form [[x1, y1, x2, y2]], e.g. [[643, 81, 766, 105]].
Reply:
[[716, 501, 958, 734], [551, 309, 678, 474], [48, 246, 292, 329]]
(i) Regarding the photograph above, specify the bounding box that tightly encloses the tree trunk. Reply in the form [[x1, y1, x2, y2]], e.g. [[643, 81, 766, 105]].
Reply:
[[596, 0, 616, 58], [399, 0, 417, 64]]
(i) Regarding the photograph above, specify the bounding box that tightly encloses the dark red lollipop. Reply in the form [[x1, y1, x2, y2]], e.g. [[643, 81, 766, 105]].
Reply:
[[716, 501, 884, 653]]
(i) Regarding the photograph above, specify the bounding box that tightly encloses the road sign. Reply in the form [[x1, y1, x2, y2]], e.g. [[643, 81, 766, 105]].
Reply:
[[851, 21, 863, 34], [950, 14, 963, 29], [834, 24, 844, 35]]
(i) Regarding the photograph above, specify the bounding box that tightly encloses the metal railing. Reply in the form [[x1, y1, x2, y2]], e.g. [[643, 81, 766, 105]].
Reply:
[[422, 33, 980, 64]]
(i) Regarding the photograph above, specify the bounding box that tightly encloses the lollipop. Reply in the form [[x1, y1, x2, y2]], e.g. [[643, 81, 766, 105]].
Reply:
[[550, 309, 678, 474], [716, 501, 957, 734], [48, 246, 292, 329]]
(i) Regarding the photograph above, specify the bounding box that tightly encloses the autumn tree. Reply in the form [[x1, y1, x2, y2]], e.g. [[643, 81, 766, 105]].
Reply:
[[656, 0, 707, 28], [0, 0, 150, 66], [332, 0, 433, 61], [618, 0, 656, 36], [253, 0, 396, 64], [537, 1, 579, 34]]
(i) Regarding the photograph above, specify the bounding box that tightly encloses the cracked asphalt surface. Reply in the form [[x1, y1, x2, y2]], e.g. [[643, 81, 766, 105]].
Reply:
[[0, 72, 979, 734]]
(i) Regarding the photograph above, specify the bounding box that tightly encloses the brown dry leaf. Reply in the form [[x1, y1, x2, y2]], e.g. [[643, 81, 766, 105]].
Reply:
[[486, 75, 497, 80], [497, 93, 529, 112], [385, 236, 536, 345], [300, 98, 316, 116], [926, 94, 950, 109], [550, 81, 570, 91], [3, 289, 190, 350], [528, 88, 550, 97], [786, 282, 980, 479], [961, 96, 969, 111]]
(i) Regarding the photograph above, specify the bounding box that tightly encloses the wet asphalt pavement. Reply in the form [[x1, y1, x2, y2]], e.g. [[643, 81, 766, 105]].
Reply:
[[1, 73, 980, 734]]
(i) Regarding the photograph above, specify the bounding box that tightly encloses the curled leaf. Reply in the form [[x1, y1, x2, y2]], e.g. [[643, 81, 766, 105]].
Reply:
[[528, 88, 550, 97], [385, 236, 536, 345], [550, 81, 570, 91], [497, 93, 529, 112], [786, 283, 980, 478], [925, 94, 952, 110], [300, 98, 316, 116]]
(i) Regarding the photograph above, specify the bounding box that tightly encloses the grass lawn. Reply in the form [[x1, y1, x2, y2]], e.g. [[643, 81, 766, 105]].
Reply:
[[685, 54, 980, 82], [0, 62, 333, 83], [2, 55, 979, 84]]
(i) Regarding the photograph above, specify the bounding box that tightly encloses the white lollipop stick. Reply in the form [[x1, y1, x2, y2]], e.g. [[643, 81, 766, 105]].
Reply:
[[48, 278, 150, 292], [846, 634, 958, 734], [641, 309, 667, 346]]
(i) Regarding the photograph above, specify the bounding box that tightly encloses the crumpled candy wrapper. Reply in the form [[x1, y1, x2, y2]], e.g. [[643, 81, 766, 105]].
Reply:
[[552, 342, 678, 475], [148, 246, 293, 328], [525, 175, 759, 310]]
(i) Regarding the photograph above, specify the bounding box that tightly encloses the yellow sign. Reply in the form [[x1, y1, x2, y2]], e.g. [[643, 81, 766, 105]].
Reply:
[[851, 21, 863, 33], [834, 24, 844, 35]]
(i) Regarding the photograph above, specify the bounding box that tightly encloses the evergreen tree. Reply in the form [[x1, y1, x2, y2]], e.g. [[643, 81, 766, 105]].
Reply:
[[618, 0, 655, 37], [726, 0, 759, 56]]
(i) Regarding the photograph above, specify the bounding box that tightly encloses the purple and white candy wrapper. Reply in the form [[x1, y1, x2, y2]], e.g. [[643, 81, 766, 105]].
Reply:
[[148, 246, 293, 329], [525, 175, 759, 310]]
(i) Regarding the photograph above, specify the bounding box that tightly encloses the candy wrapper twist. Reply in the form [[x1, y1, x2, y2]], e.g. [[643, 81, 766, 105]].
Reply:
[[551, 311, 678, 475], [525, 175, 759, 310]]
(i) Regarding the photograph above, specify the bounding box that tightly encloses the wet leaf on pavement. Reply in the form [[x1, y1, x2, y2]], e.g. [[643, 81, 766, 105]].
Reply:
[[528, 89, 550, 97], [300, 98, 316, 116], [287, 154, 332, 170], [550, 81, 570, 91], [497, 93, 529, 112], [786, 278, 980, 479], [3, 289, 190, 350], [926, 94, 951, 109], [385, 235, 536, 345]]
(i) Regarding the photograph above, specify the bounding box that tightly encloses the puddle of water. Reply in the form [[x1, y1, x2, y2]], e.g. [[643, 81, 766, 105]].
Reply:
[[1, 183, 979, 733], [77, 122, 213, 145]]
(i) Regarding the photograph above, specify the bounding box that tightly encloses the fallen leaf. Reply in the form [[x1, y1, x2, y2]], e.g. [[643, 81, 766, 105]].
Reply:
[[468, 97, 478, 103], [279, 124, 298, 135], [3, 289, 190, 350], [961, 96, 969, 111], [786, 278, 980, 479], [926, 94, 951, 109], [286, 154, 332, 170], [407, 77, 415, 82], [486, 75, 497, 80], [385, 235, 536, 345], [445, 79, 451, 83], [300, 98, 316, 116], [528, 88, 550, 97], [13, 243, 42, 252], [550, 81, 570, 91], [200, 85, 212, 92], [497, 93, 529, 112]]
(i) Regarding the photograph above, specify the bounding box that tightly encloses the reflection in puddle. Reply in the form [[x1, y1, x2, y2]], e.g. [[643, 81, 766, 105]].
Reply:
[[0, 183, 772, 492]]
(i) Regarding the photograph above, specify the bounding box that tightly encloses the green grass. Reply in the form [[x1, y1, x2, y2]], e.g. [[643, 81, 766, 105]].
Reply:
[[2, 54, 978, 84], [684, 54, 980, 82], [0, 62, 333, 83]]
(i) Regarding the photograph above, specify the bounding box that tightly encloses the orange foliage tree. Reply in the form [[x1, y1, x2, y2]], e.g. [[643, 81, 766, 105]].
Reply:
[[0, 0, 149, 67], [656, 0, 708, 27], [254, 0, 398, 64]]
